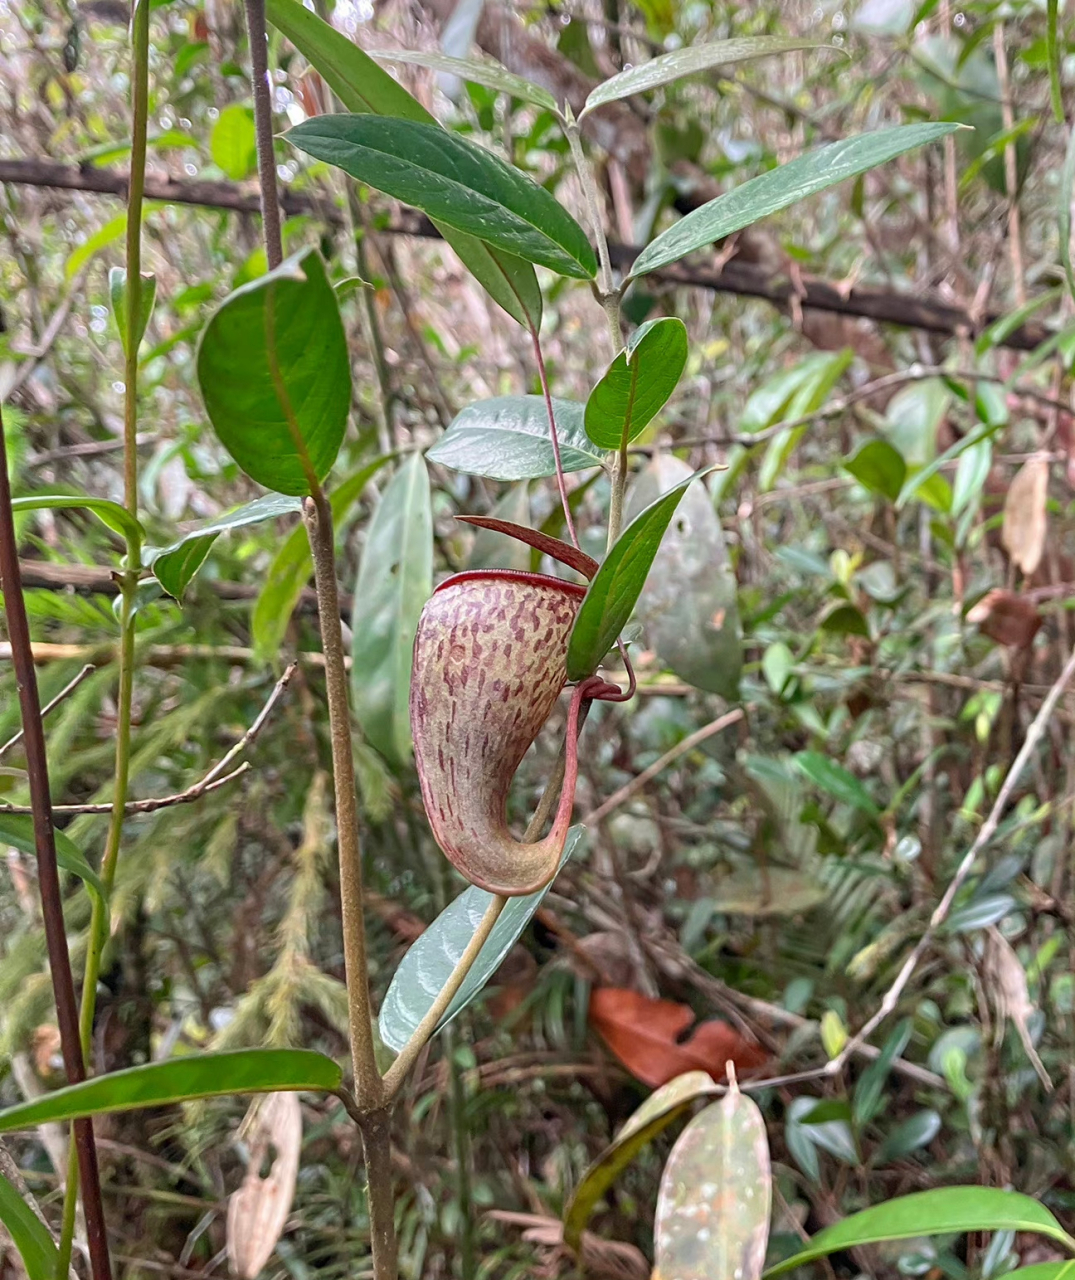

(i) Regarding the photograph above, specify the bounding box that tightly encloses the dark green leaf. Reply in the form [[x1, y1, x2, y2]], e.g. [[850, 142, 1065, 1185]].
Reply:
[[566, 467, 710, 681], [12, 493, 144, 552], [843, 439, 906, 502], [853, 1019, 912, 1128], [565, 1069, 721, 1251], [624, 455, 741, 697], [794, 751, 880, 817], [0, 815, 107, 916], [581, 36, 827, 115], [252, 455, 394, 659], [654, 1087, 772, 1280], [378, 829, 582, 1052], [109, 267, 157, 358], [0, 1172, 58, 1280], [764, 1188, 1075, 1277], [370, 49, 557, 111], [874, 1109, 942, 1165], [818, 601, 871, 639], [584, 317, 688, 449], [146, 493, 302, 600], [196, 247, 351, 496], [428, 396, 606, 480], [285, 115, 596, 279], [351, 453, 432, 764], [265, 0, 542, 326], [630, 123, 959, 278], [0, 1050, 342, 1133]]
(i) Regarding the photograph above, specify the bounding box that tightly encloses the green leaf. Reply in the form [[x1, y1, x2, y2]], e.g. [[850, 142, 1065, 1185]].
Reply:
[[566, 467, 710, 681], [378, 828, 582, 1053], [764, 1188, 1075, 1277], [584, 317, 688, 449], [817, 601, 870, 639], [196, 247, 351, 496], [581, 36, 827, 116], [1061, 125, 1075, 306], [630, 123, 959, 278], [793, 751, 880, 818], [951, 435, 992, 517], [146, 492, 302, 600], [0, 815, 107, 916], [285, 115, 597, 280], [65, 211, 126, 280], [428, 396, 607, 480], [370, 49, 557, 111], [264, 0, 541, 327], [252, 454, 395, 659], [351, 453, 432, 765], [844, 438, 906, 502], [654, 1087, 772, 1280], [624, 454, 741, 697], [897, 421, 999, 510], [109, 267, 157, 358], [11, 493, 144, 553], [874, 1109, 942, 1166], [0, 1172, 58, 1280], [999, 1265, 1075, 1280], [1049, 0, 1064, 124], [0, 1050, 342, 1133], [565, 1069, 721, 1251], [853, 1019, 912, 1127], [210, 103, 257, 180]]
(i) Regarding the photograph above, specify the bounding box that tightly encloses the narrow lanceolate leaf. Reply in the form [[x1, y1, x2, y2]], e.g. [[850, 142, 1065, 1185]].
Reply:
[[352, 453, 432, 765], [197, 247, 351, 496], [581, 36, 827, 116], [265, 0, 542, 326], [763, 1188, 1075, 1277], [585, 318, 688, 449], [565, 1070, 722, 1251], [653, 1085, 772, 1280], [12, 493, 144, 551], [109, 266, 157, 358], [0, 815, 107, 915], [285, 116, 597, 279], [566, 468, 711, 681], [252, 454, 394, 659], [624, 455, 741, 697], [0, 1050, 343, 1133], [0, 1172, 58, 1280], [370, 49, 557, 111], [146, 492, 302, 600], [428, 396, 606, 480], [630, 122, 960, 279], [378, 829, 583, 1052]]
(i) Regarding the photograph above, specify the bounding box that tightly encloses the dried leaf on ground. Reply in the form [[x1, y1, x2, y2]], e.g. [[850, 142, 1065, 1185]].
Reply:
[[486, 1210, 649, 1280], [983, 928, 1052, 1091], [227, 1092, 302, 1279], [1001, 457, 1048, 576], [588, 987, 767, 1088]]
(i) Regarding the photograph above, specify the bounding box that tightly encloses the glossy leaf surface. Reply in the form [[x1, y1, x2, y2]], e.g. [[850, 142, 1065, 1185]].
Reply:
[[585, 318, 688, 449], [252, 455, 394, 659], [286, 115, 596, 279], [566, 468, 708, 680], [12, 493, 143, 550], [265, 0, 541, 327], [352, 452, 432, 765], [581, 36, 825, 115], [0, 1050, 342, 1132], [0, 1172, 57, 1280], [109, 266, 157, 358], [565, 1070, 721, 1250], [624, 456, 740, 696], [428, 396, 606, 480], [631, 123, 959, 278], [764, 1188, 1075, 1276], [654, 1087, 771, 1280], [147, 493, 302, 599], [197, 248, 351, 496], [378, 828, 582, 1051]]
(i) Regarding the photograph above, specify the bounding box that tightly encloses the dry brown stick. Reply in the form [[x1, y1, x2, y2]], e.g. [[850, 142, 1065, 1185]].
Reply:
[[0, 159, 1056, 351]]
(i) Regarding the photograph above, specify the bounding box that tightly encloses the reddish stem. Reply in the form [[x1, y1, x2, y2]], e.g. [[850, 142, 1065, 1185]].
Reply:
[[530, 325, 580, 550]]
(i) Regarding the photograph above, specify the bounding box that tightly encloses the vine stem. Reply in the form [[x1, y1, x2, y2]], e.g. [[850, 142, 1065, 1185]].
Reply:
[[0, 406, 112, 1280], [59, 1, 150, 1271]]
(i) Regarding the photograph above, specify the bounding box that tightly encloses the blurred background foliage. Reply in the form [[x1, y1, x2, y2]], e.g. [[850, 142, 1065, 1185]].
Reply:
[[2, 0, 1075, 1276]]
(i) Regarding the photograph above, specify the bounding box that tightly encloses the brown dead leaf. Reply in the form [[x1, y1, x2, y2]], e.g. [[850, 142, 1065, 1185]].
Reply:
[[227, 1092, 302, 1279], [983, 928, 1052, 1092], [486, 1210, 649, 1280], [1002, 458, 1049, 576], [588, 988, 767, 1089], [967, 590, 1042, 649]]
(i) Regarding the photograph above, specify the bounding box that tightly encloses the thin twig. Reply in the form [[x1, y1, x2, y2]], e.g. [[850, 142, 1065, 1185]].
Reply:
[[0, 663, 95, 760]]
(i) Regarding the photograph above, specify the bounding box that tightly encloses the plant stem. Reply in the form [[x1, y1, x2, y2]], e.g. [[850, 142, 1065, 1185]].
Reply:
[[245, 0, 283, 270], [0, 405, 112, 1280], [530, 326, 579, 550], [123, 0, 149, 514]]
